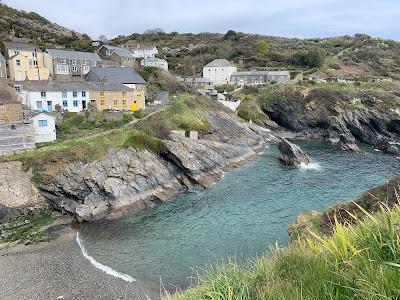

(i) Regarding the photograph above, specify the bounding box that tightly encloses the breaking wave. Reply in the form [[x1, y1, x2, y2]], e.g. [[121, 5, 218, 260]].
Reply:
[[76, 232, 135, 283], [299, 162, 322, 171]]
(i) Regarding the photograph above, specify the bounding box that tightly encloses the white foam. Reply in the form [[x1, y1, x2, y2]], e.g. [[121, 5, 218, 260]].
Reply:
[[299, 162, 322, 171], [389, 141, 400, 146], [76, 232, 135, 283], [374, 149, 382, 152]]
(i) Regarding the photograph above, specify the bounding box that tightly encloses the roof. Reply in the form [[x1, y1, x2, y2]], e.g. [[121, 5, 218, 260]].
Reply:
[[22, 81, 91, 92], [85, 67, 146, 84], [267, 71, 291, 76], [4, 41, 40, 52], [46, 49, 101, 61], [132, 46, 156, 51], [184, 77, 213, 84], [155, 91, 169, 104], [87, 82, 132, 92], [142, 58, 167, 64], [0, 88, 20, 104], [101, 45, 135, 59], [32, 112, 56, 119], [0, 53, 5, 61], [232, 71, 269, 77], [204, 59, 233, 68]]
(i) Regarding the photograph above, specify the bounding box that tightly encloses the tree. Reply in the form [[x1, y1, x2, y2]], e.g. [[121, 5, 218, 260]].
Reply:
[[224, 30, 238, 41], [304, 49, 325, 68], [98, 34, 108, 43], [257, 40, 270, 56]]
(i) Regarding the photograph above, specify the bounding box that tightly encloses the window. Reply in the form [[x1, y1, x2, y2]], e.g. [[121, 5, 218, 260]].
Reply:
[[38, 120, 48, 127], [16, 59, 21, 66], [10, 124, 16, 130], [83, 66, 90, 72], [73, 100, 79, 107], [72, 66, 78, 72], [14, 51, 19, 55], [92, 61, 97, 66], [113, 100, 118, 106], [41, 92, 46, 98], [122, 92, 127, 98], [62, 91, 67, 98], [100, 100, 105, 105], [100, 92, 105, 97], [14, 85, 21, 92], [63, 100, 68, 108], [122, 100, 127, 106], [61, 59, 66, 64], [33, 60, 38, 66], [36, 101, 43, 109], [81, 91, 86, 97], [32, 52, 37, 58], [56, 65, 69, 74], [73, 91, 78, 98], [71, 59, 76, 65], [82, 60, 87, 65]]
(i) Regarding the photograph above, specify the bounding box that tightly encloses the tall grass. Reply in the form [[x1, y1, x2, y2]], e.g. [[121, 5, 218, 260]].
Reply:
[[171, 191, 400, 300]]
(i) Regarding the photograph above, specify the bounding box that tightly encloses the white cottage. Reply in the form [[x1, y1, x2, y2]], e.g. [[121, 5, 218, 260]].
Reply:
[[203, 59, 237, 86], [141, 58, 168, 71], [32, 112, 56, 144], [20, 81, 90, 112]]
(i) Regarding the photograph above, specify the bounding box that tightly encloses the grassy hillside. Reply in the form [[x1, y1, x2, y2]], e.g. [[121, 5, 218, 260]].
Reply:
[[171, 181, 400, 300], [112, 32, 400, 80], [0, 3, 94, 51]]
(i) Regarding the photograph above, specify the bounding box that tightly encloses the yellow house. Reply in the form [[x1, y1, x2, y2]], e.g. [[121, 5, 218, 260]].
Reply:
[[4, 41, 50, 81], [88, 82, 145, 112]]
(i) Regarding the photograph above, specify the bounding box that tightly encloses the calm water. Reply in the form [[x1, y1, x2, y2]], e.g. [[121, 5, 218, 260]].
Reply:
[[79, 141, 399, 292]]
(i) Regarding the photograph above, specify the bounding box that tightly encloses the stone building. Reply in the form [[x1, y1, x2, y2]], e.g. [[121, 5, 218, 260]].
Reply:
[[230, 70, 291, 86]]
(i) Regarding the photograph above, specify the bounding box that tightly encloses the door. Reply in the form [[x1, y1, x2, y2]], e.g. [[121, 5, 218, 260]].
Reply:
[[82, 100, 87, 110], [47, 101, 53, 112]]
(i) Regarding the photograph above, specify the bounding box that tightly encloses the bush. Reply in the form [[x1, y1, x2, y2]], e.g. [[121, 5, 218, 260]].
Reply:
[[237, 100, 267, 121], [122, 131, 165, 153]]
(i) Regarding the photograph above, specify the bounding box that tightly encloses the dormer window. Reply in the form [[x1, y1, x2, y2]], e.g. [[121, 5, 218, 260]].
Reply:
[[61, 59, 66, 64]]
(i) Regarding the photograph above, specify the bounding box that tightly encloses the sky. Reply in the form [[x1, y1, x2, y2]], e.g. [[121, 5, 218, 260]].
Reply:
[[4, 0, 400, 40]]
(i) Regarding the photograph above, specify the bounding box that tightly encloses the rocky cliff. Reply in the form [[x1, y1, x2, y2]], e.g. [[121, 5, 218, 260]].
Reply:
[[35, 112, 276, 221], [261, 92, 400, 155]]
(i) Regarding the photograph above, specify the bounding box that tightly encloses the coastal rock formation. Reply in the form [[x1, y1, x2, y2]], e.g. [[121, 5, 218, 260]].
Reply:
[[261, 96, 400, 155], [36, 112, 276, 221], [0, 204, 20, 224], [278, 138, 311, 167]]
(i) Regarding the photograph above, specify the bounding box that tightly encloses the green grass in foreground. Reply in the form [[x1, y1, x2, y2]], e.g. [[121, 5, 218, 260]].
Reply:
[[171, 200, 400, 300], [0, 210, 53, 245]]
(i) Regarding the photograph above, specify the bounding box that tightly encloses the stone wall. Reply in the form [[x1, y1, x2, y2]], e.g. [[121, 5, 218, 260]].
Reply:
[[0, 161, 45, 208]]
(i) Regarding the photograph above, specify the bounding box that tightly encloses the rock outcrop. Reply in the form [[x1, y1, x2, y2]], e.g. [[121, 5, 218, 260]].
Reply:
[[34, 112, 276, 221], [278, 138, 311, 167], [261, 98, 400, 155]]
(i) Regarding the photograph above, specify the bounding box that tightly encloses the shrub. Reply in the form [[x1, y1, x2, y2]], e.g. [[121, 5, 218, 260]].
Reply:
[[122, 130, 165, 153]]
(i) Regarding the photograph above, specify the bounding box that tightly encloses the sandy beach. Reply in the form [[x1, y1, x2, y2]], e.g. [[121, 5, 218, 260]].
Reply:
[[0, 228, 160, 300]]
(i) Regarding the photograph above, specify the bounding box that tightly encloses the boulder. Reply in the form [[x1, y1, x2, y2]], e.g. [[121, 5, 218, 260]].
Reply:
[[278, 138, 311, 167], [0, 204, 21, 224]]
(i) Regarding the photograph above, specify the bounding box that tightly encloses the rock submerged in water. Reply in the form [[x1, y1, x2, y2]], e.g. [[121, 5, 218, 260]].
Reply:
[[278, 138, 311, 167]]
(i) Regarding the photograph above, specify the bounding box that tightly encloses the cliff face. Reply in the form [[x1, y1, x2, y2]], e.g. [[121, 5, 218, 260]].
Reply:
[[36, 112, 276, 221], [262, 100, 400, 155]]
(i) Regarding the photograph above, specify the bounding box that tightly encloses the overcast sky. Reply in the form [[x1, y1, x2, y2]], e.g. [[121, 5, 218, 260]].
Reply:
[[4, 0, 400, 40]]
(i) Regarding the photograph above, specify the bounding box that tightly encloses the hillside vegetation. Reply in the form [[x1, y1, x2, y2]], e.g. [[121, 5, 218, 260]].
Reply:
[[112, 32, 400, 80], [171, 181, 400, 300], [0, 3, 94, 51]]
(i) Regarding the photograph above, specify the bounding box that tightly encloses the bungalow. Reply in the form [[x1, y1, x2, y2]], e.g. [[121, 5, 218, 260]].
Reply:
[[88, 82, 145, 112], [0, 86, 35, 154], [0, 53, 7, 79], [19, 81, 90, 112], [141, 58, 168, 71], [45, 49, 102, 77], [32, 112, 56, 144], [97, 45, 136, 67], [3, 41, 50, 81], [203, 59, 237, 86], [131, 46, 158, 59], [230, 70, 291, 86]]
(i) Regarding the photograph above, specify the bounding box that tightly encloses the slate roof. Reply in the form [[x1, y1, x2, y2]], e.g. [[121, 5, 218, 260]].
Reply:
[[267, 71, 291, 76], [4, 41, 40, 52], [0, 88, 20, 104], [22, 81, 91, 92], [142, 58, 167, 64], [154, 91, 169, 104], [46, 49, 102, 61], [0, 53, 5, 61], [85, 67, 146, 84], [231, 71, 269, 77], [204, 59, 233, 68], [87, 82, 132, 92], [184, 77, 213, 84]]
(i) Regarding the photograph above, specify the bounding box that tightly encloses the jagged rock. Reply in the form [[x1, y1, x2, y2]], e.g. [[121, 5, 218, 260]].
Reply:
[[278, 138, 311, 167], [0, 204, 21, 224], [339, 134, 361, 153]]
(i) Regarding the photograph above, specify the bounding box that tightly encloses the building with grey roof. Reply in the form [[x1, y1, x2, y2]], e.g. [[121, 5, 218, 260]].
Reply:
[[45, 49, 102, 78], [97, 45, 136, 67], [85, 67, 146, 90], [0, 52, 6, 79], [3, 41, 40, 55], [141, 58, 168, 71], [230, 70, 291, 86], [203, 59, 237, 86]]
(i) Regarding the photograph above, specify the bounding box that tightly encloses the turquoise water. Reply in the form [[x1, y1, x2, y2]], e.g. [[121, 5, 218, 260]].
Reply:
[[79, 141, 399, 293]]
